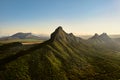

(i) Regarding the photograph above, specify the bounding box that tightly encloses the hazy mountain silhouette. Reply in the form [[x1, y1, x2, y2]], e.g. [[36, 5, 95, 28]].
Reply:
[[0, 27, 120, 80], [0, 32, 48, 40], [11, 32, 37, 39], [89, 33, 112, 42], [90, 33, 99, 39]]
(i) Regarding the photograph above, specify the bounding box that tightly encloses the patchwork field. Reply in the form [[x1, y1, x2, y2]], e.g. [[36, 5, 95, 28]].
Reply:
[[0, 39, 44, 45]]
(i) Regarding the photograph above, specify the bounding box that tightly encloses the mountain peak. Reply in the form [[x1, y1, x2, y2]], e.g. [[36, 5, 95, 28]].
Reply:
[[94, 33, 99, 36], [99, 33, 109, 38], [50, 26, 67, 41], [53, 26, 64, 34], [99, 33, 111, 41], [56, 26, 63, 30], [90, 33, 111, 42], [100, 33, 107, 36], [90, 33, 99, 39]]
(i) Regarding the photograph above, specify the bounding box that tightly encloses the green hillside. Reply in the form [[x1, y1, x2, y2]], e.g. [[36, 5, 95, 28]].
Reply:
[[0, 27, 120, 80]]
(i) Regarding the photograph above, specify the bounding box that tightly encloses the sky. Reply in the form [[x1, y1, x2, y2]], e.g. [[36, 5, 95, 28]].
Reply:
[[0, 0, 120, 36]]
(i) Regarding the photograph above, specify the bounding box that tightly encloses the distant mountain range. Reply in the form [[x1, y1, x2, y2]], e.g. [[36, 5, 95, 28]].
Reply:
[[80, 34, 120, 39], [0, 26, 120, 80], [0, 32, 49, 40], [0, 31, 120, 41], [89, 33, 112, 43]]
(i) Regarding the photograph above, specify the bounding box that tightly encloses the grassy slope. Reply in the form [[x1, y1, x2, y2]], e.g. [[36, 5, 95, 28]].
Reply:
[[0, 39, 120, 80], [0, 39, 44, 45]]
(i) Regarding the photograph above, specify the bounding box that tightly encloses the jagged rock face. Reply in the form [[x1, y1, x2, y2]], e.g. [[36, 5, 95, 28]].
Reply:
[[51, 26, 68, 41], [50, 26, 82, 43]]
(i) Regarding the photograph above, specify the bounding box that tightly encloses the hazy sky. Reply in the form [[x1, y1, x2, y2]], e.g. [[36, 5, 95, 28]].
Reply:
[[0, 0, 120, 36]]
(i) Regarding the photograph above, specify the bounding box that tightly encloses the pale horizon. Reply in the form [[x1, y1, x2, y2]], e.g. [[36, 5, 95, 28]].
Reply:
[[1, 0, 120, 36]]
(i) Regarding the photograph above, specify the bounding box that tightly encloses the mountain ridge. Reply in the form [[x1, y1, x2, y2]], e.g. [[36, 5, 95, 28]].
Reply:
[[0, 26, 120, 80]]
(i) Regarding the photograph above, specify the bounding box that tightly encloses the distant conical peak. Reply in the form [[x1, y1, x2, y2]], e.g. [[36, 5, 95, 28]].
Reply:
[[98, 33, 112, 41], [90, 33, 99, 39], [101, 33, 107, 35], [94, 33, 99, 36], [99, 33, 109, 37], [93, 33, 99, 37], [89, 32, 111, 41]]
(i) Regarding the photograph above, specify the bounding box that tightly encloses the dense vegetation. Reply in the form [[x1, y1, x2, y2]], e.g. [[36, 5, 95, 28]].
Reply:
[[0, 27, 120, 80]]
